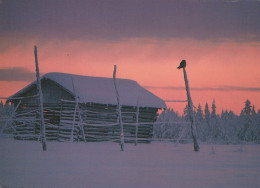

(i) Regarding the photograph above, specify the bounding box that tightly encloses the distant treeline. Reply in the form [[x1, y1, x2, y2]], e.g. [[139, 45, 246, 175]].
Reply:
[[1, 100, 260, 144], [154, 99, 260, 144]]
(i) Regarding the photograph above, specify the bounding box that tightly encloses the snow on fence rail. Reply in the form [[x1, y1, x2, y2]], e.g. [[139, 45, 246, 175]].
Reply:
[[0, 95, 39, 100], [1, 93, 192, 144]]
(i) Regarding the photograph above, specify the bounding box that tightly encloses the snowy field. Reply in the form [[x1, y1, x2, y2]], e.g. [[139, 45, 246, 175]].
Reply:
[[1, 138, 260, 188]]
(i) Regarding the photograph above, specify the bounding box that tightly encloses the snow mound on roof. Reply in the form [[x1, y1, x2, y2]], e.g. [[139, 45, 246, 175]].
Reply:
[[42, 72, 166, 108]]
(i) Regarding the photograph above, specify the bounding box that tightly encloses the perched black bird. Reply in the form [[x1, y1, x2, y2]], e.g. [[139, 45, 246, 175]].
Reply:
[[177, 60, 186, 69]]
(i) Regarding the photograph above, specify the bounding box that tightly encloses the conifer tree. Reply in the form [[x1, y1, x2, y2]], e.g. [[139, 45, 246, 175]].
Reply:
[[205, 103, 210, 119], [204, 103, 211, 139], [196, 104, 203, 123], [240, 99, 253, 141], [221, 110, 228, 120], [0, 101, 4, 116], [211, 100, 216, 118], [183, 104, 190, 121], [241, 99, 252, 117], [252, 105, 257, 119], [196, 104, 205, 141]]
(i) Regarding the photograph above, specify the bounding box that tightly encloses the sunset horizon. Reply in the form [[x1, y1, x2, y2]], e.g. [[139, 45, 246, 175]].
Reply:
[[1, 1, 260, 187], [1, 0, 260, 115]]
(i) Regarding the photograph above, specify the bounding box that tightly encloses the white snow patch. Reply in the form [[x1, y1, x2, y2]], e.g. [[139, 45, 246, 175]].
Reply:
[[0, 138, 260, 188]]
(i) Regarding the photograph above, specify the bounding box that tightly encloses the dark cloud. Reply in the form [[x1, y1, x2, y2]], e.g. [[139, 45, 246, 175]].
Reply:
[[0, 67, 35, 81], [145, 85, 260, 92], [0, 0, 260, 41]]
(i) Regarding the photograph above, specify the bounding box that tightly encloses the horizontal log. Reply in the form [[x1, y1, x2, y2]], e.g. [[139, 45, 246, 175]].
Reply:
[[12, 101, 158, 143]]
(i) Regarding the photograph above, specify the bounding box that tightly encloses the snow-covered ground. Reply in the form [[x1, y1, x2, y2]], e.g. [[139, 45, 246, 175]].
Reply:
[[1, 138, 260, 188]]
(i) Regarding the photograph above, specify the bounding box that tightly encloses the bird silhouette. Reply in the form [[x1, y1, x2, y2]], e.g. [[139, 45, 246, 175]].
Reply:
[[177, 60, 186, 69]]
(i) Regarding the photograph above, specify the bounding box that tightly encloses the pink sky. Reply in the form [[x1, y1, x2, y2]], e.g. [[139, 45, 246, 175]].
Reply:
[[0, 37, 259, 114]]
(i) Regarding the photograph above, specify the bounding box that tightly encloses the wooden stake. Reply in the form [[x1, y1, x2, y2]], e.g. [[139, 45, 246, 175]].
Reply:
[[135, 97, 139, 146], [71, 78, 86, 143], [77, 104, 87, 143], [113, 65, 125, 151], [34, 45, 47, 151], [180, 64, 199, 152], [70, 78, 77, 142], [71, 101, 78, 142]]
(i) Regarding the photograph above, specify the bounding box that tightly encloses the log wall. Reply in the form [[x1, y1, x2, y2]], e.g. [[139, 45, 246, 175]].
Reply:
[[13, 101, 159, 143]]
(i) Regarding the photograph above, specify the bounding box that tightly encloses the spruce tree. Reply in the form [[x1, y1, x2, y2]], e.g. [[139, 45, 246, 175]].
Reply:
[[196, 104, 203, 122], [196, 104, 205, 141], [183, 104, 190, 121], [252, 105, 257, 119], [205, 103, 211, 140], [211, 100, 216, 118], [240, 99, 253, 141], [241, 99, 252, 117]]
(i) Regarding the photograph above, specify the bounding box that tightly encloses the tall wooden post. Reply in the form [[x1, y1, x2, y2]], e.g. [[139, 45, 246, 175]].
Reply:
[[113, 65, 125, 151], [178, 60, 199, 152], [34, 45, 47, 151]]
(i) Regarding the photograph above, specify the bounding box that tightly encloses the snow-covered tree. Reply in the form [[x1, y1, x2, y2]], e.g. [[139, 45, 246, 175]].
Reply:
[[0, 101, 4, 110], [239, 99, 253, 141], [252, 105, 257, 119], [196, 104, 203, 123], [195, 104, 207, 141], [0, 102, 14, 134], [205, 103, 210, 120], [241, 99, 252, 117], [154, 108, 192, 142], [154, 108, 181, 139], [211, 100, 223, 141], [204, 103, 211, 139], [254, 110, 260, 143], [211, 100, 216, 118], [155, 99, 258, 144], [183, 104, 190, 121]]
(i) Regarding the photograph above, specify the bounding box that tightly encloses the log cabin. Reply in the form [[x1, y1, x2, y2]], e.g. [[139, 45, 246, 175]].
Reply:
[[8, 72, 166, 142]]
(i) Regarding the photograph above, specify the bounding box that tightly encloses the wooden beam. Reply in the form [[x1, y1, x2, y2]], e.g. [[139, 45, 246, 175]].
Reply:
[[113, 65, 125, 151], [34, 45, 47, 151], [182, 66, 199, 152], [135, 98, 139, 146]]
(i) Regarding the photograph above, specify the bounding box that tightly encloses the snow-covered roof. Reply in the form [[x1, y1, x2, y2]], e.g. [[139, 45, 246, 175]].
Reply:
[[9, 72, 166, 109]]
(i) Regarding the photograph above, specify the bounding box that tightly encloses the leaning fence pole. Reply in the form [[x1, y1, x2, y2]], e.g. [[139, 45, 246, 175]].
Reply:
[[113, 65, 125, 151], [178, 60, 199, 152], [34, 45, 47, 151]]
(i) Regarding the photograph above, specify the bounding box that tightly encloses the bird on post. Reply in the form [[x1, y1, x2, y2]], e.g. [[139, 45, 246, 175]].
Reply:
[[177, 60, 186, 69]]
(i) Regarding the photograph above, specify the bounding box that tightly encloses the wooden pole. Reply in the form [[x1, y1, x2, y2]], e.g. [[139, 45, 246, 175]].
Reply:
[[70, 78, 86, 143], [71, 101, 78, 142], [70, 78, 77, 142], [135, 97, 139, 146], [34, 45, 47, 151], [179, 62, 199, 152], [113, 65, 125, 151], [77, 104, 87, 143]]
